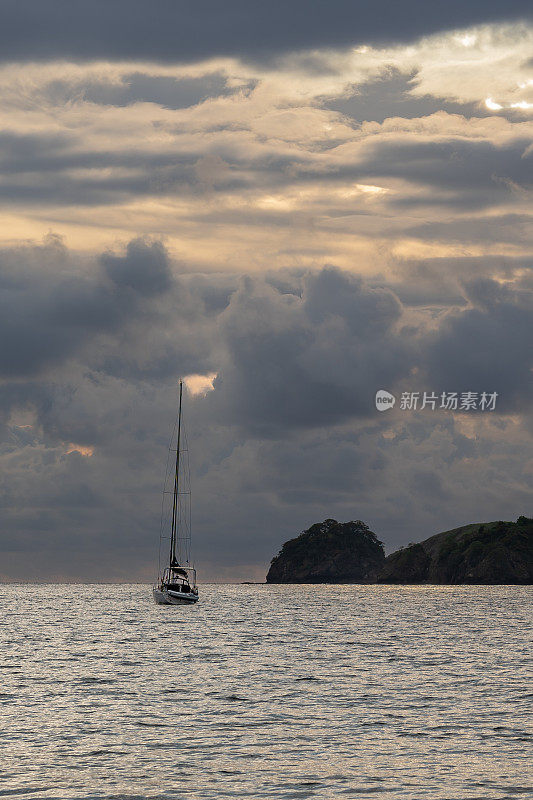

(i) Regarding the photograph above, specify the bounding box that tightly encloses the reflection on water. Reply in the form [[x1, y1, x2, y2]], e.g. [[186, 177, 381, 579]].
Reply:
[[0, 584, 531, 799]]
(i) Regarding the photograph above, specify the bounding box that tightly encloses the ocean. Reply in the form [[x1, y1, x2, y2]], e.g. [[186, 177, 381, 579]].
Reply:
[[0, 584, 531, 799]]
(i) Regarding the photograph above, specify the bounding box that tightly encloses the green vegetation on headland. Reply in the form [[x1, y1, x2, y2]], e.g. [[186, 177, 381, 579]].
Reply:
[[266, 519, 385, 583], [376, 516, 533, 584], [266, 517, 533, 584]]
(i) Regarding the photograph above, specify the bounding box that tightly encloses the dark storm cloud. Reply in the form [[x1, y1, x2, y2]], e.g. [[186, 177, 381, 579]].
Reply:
[[0, 131, 189, 177], [0, 235, 213, 384], [0, 131, 202, 207], [101, 238, 172, 296], [1, 118, 529, 219], [4, 237, 528, 437], [385, 255, 533, 308], [356, 138, 533, 209], [1, 236, 532, 580], [321, 69, 493, 124], [0, 240, 118, 377], [424, 278, 533, 412], [396, 255, 533, 286], [43, 72, 256, 110], [405, 214, 533, 245], [202, 267, 413, 433], [193, 267, 533, 437], [0, 130, 250, 208], [0, 132, 74, 171], [0, 0, 530, 63]]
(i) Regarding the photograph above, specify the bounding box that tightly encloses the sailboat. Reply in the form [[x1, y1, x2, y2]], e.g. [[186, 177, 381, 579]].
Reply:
[[153, 380, 199, 605]]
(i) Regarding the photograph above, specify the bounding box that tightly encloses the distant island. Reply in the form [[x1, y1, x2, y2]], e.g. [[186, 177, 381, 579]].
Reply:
[[266, 517, 533, 584]]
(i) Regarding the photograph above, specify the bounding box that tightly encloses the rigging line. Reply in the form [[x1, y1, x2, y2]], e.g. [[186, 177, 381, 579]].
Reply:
[[158, 391, 181, 580], [182, 425, 193, 564], [176, 406, 192, 564], [170, 380, 183, 566]]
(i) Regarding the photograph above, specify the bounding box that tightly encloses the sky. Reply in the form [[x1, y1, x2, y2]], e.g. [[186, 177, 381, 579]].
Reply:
[[0, 1, 532, 582]]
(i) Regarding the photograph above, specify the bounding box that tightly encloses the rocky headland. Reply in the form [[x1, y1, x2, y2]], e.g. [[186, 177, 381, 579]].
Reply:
[[266, 519, 385, 583], [266, 516, 533, 584], [376, 517, 533, 584]]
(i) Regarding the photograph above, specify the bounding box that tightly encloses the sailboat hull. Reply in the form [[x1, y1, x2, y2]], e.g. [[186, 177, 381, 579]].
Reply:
[[153, 587, 199, 605]]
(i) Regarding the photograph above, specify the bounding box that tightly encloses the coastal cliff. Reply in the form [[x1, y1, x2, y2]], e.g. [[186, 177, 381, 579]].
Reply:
[[266, 517, 533, 584], [375, 517, 533, 584], [266, 519, 385, 583]]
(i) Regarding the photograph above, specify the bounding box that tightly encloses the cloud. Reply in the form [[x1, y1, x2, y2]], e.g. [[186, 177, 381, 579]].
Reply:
[[404, 214, 533, 246], [0, 236, 531, 580], [321, 68, 494, 123], [0, 10, 532, 580], [0, 23, 531, 271], [199, 267, 411, 434], [42, 71, 256, 110], [424, 277, 533, 412], [0, 235, 118, 377], [0, 1, 530, 64], [101, 237, 172, 295], [0, 235, 216, 385], [362, 137, 533, 209]]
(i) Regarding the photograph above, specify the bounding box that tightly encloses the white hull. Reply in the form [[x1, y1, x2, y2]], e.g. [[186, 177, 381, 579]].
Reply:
[[153, 587, 198, 605]]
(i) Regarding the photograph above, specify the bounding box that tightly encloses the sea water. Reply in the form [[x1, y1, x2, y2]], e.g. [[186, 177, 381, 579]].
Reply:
[[0, 584, 531, 799]]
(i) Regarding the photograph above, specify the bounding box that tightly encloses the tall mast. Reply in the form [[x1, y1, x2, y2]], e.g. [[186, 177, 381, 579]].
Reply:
[[169, 380, 183, 567]]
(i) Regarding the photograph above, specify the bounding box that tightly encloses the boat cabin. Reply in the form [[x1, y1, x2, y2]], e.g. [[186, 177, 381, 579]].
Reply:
[[161, 565, 197, 594]]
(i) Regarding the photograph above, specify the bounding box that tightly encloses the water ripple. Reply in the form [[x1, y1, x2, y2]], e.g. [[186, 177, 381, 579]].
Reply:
[[0, 584, 531, 799]]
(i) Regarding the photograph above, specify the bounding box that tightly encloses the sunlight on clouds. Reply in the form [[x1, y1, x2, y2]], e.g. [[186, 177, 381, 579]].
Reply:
[[486, 97, 533, 111], [400, 24, 533, 107], [65, 444, 94, 457], [510, 100, 533, 110], [0, 22, 531, 269], [454, 34, 478, 47], [453, 414, 525, 444], [8, 408, 37, 428], [255, 195, 296, 211], [0, 24, 529, 117], [183, 373, 217, 396], [354, 184, 389, 195]]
